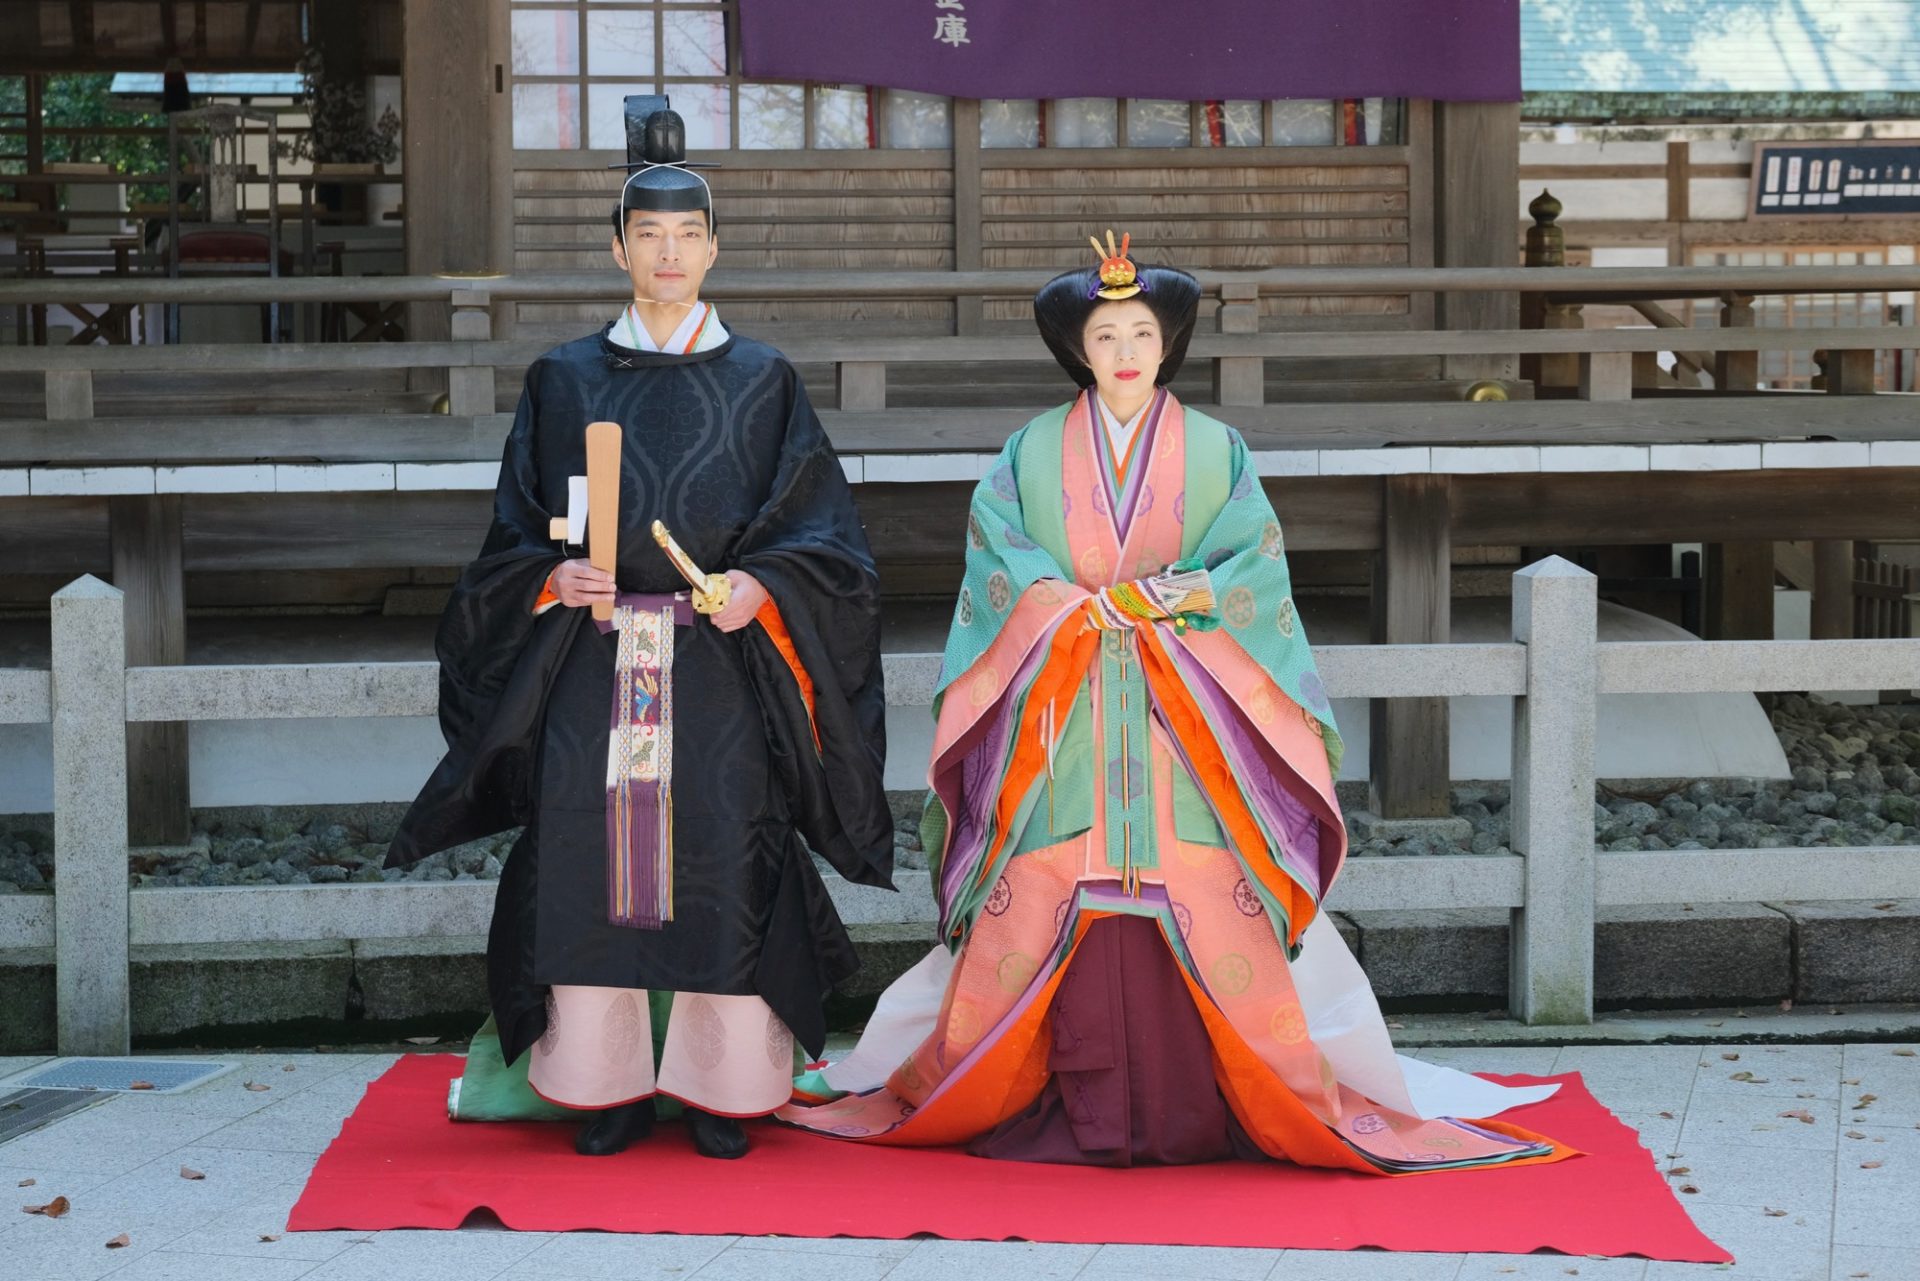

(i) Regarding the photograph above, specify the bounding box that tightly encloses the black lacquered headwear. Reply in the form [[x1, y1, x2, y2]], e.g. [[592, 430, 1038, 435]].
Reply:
[[610, 94, 716, 227], [1032, 231, 1201, 389]]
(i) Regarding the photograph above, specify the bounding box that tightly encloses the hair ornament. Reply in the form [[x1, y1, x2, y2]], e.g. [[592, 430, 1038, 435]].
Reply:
[[1087, 229, 1148, 300]]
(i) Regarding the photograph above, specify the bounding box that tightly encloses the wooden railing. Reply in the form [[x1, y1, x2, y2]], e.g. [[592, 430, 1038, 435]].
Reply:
[[7, 559, 1919, 1053], [5, 262, 1915, 848], [2, 265, 1918, 467]]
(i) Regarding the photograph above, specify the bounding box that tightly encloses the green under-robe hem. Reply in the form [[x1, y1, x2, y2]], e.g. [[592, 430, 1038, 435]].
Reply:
[[446, 1004, 682, 1122]]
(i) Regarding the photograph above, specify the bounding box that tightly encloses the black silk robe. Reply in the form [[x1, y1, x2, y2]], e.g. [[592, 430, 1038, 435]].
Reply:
[[387, 327, 893, 1064]]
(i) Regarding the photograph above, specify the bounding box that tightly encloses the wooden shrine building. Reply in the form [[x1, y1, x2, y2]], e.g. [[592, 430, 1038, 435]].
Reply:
[[0, 0, 1916, 844]]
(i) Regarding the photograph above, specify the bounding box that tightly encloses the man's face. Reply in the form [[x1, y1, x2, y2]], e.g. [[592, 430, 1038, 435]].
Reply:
[[611, 210, 717, 305]]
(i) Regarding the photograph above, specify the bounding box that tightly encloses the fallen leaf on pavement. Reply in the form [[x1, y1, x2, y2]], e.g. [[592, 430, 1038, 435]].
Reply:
[[283, 1065, 296, 1072], [24, 1197, 70, 1217], [1779, 1109, 1816, 1124], [1722, 1052, 1740, 1061], [1847, 1130, 1867, 1139], [1856, 1094, 1878, 1107], [259, 1234, 280, 1243], [1668, 1166, 1691, 1176], [1893, 1048, 1916, 1057], [179, 1167, 204, 1181], [1763, 1208, 1787, 1217], [16, 1179, 32, 1187], [104, 1233, 129, 1249], [128, 1081, 154, 1091], [243, 1082, 270, 1092], [1678, 1184, 1699, 1194], [1861, 1160, 1883, 1169]]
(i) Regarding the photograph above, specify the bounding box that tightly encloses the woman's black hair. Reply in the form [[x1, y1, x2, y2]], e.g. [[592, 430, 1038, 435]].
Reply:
[[1032, 263, 1202, 389]]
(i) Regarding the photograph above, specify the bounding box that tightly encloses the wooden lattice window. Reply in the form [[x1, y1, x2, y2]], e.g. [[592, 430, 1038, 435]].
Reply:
[[506, 1, 1405, 154], [980, 97, 1405, 149]]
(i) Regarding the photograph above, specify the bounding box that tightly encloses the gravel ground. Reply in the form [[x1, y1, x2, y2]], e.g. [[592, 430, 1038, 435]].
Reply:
[[0, 693, 1914, 891]]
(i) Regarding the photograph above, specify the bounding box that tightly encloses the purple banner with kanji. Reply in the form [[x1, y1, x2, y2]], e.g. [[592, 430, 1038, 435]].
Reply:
[[739, 0, 1519, 103]]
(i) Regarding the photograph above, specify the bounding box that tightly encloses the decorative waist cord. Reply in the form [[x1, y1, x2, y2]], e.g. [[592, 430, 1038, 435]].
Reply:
[[596, 593, 694, 929]]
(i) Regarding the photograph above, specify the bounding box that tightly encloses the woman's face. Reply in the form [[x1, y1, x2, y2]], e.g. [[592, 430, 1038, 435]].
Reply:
[[1080, 298, 1163, 404]]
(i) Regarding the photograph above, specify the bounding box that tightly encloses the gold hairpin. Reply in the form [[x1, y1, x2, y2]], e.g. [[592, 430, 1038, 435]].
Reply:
[[1089, 229, 1142, 300]]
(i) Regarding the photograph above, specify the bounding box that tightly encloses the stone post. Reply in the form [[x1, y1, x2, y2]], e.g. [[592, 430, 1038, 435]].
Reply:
[[50, 576, 131, 1055], [1508, 556, 1598, 1025]]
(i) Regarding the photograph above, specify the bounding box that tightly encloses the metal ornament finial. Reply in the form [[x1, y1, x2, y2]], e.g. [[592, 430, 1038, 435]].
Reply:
[[1089, 228, 1144, 300]]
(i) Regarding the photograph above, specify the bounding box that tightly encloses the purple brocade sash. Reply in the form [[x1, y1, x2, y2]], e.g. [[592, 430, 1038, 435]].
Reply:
[[595, 593, 695, 929]]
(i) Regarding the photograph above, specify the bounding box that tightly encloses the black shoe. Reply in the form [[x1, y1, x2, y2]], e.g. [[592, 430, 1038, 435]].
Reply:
[[685, 1107, 751, 1159], [574, 1098, 656, 1156]]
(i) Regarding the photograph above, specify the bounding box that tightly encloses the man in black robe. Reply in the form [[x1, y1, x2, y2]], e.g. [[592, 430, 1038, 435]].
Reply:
[[388, 97, 891, 1159]]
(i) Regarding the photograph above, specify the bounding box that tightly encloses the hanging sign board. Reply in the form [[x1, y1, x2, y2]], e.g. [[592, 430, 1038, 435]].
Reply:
[[1750, 140, 1920, 220]]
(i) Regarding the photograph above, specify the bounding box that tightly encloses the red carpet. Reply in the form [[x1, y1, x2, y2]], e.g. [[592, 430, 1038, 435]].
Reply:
[[289, 1055, 1730, 1262]]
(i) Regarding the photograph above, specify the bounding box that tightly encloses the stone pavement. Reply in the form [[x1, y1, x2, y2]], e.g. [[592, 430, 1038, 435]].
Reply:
[[2, 1041, 1915, 1281]]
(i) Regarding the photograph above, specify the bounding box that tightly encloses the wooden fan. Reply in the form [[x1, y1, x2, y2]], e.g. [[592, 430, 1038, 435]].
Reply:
[[585, 421, 621, 622]]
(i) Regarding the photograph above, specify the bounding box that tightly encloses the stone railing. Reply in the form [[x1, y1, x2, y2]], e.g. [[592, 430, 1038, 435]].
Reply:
[[5, 557, 1919, 1053]]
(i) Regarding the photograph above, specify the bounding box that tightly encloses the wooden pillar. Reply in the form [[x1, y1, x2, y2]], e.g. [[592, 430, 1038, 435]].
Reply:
[[836, 360, 887, 411], [109, 496, 189, 846], [1370, 475, 1452, 818], [1714, 294, 1757, 391], [1808, 347, 1875, 639], [1522, 190, 1563, 271], [1665, 140, 1691, 223], [1821, 348, 1877, 395], [311, 0, 368, 89], [1704, 290, 1774, 637], [25, 75, 45, 183], [1434, 101, 1521, 382], [951, 99, 983, 335], [1387, 96, 1506, 766], [403, 0, 501, 375], [1703, 541, 1774, 641], [1812, 540, 1854, 640], [1578, 351, 1633, 401], [1212, 281, 1262, 406]]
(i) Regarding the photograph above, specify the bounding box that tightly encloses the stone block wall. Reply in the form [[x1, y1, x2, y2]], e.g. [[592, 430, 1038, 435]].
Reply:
[[3, 900, 1918, 1052]]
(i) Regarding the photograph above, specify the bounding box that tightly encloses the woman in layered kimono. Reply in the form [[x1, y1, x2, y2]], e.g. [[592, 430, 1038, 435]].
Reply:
[[783, 234, 1571, 1174]]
